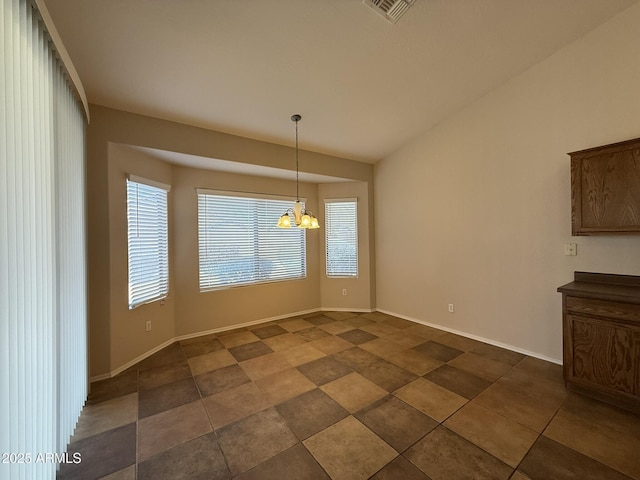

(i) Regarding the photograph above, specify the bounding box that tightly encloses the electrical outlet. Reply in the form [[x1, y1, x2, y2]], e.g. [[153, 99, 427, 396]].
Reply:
[[564, 243, 577, 256], [448, 304, 454, 313], [145, 320, 152, 332], [342, 289, 347, 296]]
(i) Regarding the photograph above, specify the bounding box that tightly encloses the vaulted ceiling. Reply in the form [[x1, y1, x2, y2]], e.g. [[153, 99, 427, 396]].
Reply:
[[46, 0, 637, 163]]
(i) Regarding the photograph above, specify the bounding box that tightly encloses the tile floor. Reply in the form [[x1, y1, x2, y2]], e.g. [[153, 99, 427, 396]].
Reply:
[[57, 311, 640, 480]]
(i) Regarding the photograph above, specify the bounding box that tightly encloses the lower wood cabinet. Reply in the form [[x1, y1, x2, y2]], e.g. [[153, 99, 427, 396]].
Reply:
[[558, 272, 640, 413]]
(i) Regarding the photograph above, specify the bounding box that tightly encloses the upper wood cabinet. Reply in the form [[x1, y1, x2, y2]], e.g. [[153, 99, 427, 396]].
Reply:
[[570, 137, 640, 235]]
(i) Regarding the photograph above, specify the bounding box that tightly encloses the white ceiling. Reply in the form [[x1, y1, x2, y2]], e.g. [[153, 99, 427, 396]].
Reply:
[[46, 0, 637, 164]]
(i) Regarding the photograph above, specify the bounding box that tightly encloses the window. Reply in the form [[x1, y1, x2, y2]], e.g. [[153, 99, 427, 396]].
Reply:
[[126, 176, 170, 309], [325, 198, 358, 277], [198, 190, 306, 290]]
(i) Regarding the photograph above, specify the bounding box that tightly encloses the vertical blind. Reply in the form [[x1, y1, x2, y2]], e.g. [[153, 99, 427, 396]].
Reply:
[[126, 177, 170, 309], [197, 191, 306, 290], [1, 1, 88, 479], [325, 199, 358, 277]]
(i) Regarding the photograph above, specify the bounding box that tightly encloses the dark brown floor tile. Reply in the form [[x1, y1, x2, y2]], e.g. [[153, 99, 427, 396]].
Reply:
[[137, 342, 186, 370], [371, 456, 431, 480], [305, 314, 335, 326], [276, 388, 349, 440], [359, 360, 418, 392], [424, 365, 492, 399], [356, 396, 437, 452], [413, 341, 464, 362], [513, 356, 564, 384], [472, 343, 525, 366], [228, 341, 274, 362], [138, 377, 200, 419], [332, 347, 381, 370], [138, 360, 192, 391], [88, 370, 138, 405], [499, 368, 567, 410], [296, 327, 331, 342], [179, 336, 225, 358], [297, 356, 353, 386], [235, 443, 330, 480], [519, 436, 632, 480], [137, 432, 230, 480], [251, 324, 288, 339], [405, 426, 512, 480], [543, 393, 640, 479], [216, 407, 298, 476], [338, 328, 379, 345], [58, 423, 136, 480], [195, 364, 251, 397]]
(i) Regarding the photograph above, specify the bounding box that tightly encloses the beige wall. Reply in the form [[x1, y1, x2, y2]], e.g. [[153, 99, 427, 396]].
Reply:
[[374, 3, 640, 362], [87, 106, 374, 377], [171, 166, 322, 336]]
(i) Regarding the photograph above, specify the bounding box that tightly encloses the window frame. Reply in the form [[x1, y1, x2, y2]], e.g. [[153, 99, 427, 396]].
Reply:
[[126, 175, 171, 309], [325, 198, 359, 278]]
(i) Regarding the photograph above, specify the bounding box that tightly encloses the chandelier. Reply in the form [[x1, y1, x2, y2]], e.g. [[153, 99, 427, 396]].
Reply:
[[277, 114, 320, 229]]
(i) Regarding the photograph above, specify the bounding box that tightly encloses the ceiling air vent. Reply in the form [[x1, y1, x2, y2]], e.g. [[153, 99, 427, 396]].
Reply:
[[363, 0, 415, 24]]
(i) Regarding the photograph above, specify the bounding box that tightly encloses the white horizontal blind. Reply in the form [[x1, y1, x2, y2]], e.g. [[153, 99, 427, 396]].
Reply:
[[1, 0, 88, 478], [126, 179, 170, 309], [198, 192, 306, 290], [325, 199, 358, 277]]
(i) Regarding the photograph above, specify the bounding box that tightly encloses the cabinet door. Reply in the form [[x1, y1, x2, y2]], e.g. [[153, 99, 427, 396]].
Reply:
[[568, 314, 636, 395]]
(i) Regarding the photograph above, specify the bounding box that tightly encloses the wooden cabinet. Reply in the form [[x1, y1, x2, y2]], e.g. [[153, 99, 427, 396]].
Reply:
[[570, 137, 640, 235], [558, 272, 640, 413]]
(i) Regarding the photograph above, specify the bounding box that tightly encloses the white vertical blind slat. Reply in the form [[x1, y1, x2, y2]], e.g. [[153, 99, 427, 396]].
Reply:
[[1, 1, 88, 478]]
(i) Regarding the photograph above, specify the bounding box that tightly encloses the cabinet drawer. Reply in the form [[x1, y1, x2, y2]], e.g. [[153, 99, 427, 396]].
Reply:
[[566, 296, 640, 325]]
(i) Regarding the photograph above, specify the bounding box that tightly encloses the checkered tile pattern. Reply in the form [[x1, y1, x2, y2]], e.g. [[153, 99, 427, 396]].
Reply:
[[58, 311, 640, 480]]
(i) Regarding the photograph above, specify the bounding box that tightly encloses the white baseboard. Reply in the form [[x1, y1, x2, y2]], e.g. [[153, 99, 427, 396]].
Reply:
[[320, 307, 374, 313], [90, 306, 561, 383], [375, 308, 562, 365], [90, 307, 322, 383]]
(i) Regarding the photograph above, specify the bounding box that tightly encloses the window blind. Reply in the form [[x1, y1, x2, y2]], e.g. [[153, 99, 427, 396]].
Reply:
[[325, 199, 358, 277], [126, 178, 170, 309], [198, 192, 306, 290], [1, 1, 88, 478]]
